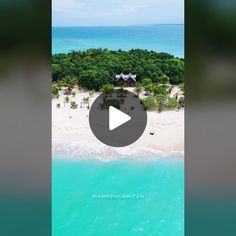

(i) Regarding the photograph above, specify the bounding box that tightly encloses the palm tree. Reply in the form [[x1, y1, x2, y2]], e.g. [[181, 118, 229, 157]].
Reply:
[[70, 101, 78, 109], [100, 84, 114, 97], [144, 84, 153, 96], [83, 96, 90, 103], [83, 97, 90, 108], [134, 84, 142, 97], [60, 75, 78, 89], [64, 96, 70, 103], [118, 86, 126, 98], [89, 89, 95, 97]]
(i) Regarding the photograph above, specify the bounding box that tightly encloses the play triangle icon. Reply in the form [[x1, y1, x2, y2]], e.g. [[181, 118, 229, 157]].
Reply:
[[109, 106, 131, 131]]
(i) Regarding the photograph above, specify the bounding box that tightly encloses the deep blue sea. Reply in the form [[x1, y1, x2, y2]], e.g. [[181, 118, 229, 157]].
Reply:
[[52, 25, 184, 57]]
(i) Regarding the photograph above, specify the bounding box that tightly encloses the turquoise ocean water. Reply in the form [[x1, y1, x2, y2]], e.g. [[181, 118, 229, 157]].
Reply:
[[52, 25, 184, 58], [53, 155, 184, 236]]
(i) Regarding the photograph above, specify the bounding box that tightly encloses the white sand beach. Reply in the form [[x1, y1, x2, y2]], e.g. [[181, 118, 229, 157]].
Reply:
[[52, 89, 184, 154]]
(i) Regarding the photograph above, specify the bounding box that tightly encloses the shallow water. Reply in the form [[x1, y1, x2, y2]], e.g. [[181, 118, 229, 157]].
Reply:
[[52, 25, 184, 57], [52, 155, 184, 236]]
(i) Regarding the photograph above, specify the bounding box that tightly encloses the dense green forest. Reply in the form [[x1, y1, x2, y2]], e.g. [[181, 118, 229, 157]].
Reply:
[[52, 49, 184, 90]]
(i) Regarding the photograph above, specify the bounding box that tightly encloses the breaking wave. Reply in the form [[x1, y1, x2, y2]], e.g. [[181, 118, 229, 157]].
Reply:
[[52, 140, 184, 162]]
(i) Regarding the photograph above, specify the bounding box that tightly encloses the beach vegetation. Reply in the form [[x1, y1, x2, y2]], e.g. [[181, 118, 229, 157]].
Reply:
[[178, 97, 184, 107], [167, 86, 173, 94], [56, 75, 77, 89], [156, 94, 168, 106], [157, 84, 168, 95], [143, 96, 157, 110], [63, 75, 77, 88], [134, 83, 142, 96], [167, 97, 180, 110], [64, 96, 70, 103], [117, 86, 127, 98], [152, 85, 158, 96], [83, 97, 90, 109], [179, 83, 184, 92], [82, 96, 90, 109], [51, 49, 184, 113], [158, 104, 165, 112], [142, 78, 153, 87], [144, 83, 153, 95], [89, 89, 96, 97], [70, 101, 78, 109], [83, 96, 90, 104], [77, 85, 83, 91], [52, 85, 59, 97], [52, 49, 184, 90], [100, 84, 114, 97]]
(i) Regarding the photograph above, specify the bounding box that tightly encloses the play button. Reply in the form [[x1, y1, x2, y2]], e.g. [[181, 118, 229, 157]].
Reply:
[[89, 89, 147, 147], [109, 106, 131, 131]]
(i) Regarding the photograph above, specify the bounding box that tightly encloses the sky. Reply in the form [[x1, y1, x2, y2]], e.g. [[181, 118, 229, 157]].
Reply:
[[52, 0, 184, 26]]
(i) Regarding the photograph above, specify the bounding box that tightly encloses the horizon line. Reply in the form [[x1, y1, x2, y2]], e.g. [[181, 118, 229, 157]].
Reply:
[[52, 23, 184, 28]]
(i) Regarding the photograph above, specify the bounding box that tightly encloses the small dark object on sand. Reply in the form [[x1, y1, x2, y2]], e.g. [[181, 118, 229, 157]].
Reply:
[[69, 116, 72, 119], [149, 131, 155, 135]]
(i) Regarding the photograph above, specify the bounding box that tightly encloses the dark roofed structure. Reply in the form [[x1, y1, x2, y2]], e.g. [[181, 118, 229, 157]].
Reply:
[[116, 73, 137, 87]]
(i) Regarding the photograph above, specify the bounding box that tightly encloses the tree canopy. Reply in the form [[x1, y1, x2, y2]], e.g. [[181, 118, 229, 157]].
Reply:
[[52, 49, 184, 90]]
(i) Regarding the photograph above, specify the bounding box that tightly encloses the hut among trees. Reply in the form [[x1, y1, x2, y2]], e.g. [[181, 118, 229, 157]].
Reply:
[[116, 73, 137, 87]]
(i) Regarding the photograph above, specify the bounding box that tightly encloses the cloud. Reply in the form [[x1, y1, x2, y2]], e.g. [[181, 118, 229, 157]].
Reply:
[[52, 0, 184, 26]]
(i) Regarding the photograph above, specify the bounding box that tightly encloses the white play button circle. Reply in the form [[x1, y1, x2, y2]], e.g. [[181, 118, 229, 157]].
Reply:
[[109, 106, 131, 131], [89, 89, 147, 147]]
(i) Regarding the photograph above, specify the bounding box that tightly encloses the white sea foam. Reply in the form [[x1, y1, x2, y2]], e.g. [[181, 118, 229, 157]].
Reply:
[[52, 140, 184, 162]]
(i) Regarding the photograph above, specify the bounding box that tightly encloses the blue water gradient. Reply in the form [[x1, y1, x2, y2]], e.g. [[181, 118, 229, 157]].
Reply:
[[52, 157, 184, 236], [52, 25, 184, 58]]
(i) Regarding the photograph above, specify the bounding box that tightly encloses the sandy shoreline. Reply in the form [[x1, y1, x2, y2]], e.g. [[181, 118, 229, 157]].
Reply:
[[52, 90, 184, 156]]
